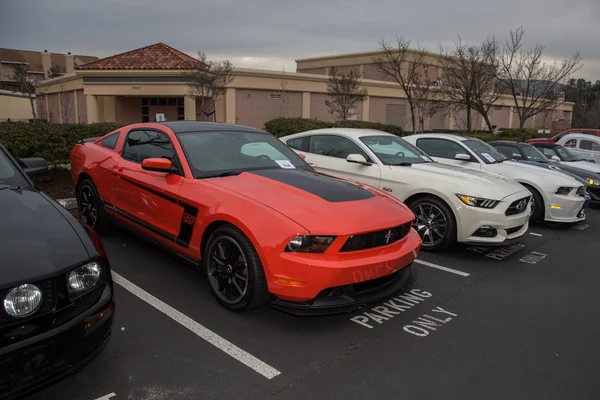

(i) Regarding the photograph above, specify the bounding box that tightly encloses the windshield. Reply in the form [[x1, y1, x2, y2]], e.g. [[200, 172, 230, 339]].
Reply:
[[555, 146, 580, 162], [360, 135, 433, 165], [521, 145, 549, 162], [177, 130, 312, 178], [0, 148, 29, 188], [463, 139, 507, 164]]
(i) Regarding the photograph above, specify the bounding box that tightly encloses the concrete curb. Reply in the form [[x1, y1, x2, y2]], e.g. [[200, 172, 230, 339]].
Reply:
[[57, 197, 78, 210]]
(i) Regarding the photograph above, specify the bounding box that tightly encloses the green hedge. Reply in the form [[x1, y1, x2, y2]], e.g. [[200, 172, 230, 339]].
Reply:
[[263, 117, 404, 137], [0, 121, 126, 167]]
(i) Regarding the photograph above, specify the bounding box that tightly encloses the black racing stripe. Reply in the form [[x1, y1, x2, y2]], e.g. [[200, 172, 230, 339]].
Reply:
[[249, 168, 375, 202], [120, 176, 177, 204], [175, 203, 198, 247], [114, 177, 199, 248], [109, 204, 176, 242]]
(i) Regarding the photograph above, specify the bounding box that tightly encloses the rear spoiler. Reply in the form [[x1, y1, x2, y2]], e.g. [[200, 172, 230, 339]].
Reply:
[[77, 136, 101, 144]]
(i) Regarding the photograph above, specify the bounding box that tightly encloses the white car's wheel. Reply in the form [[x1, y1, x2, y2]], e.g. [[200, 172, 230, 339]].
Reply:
[[407, 196, 456, 251]]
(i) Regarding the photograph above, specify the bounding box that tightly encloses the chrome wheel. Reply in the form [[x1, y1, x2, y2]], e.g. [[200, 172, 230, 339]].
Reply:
[[207, 236, 249, 305], [78, 186, 98, 228], [411, 202, 448, 248]]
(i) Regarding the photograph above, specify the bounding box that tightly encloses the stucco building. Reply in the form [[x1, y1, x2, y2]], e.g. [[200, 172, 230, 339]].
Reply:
[[31, 42, 573, 131]]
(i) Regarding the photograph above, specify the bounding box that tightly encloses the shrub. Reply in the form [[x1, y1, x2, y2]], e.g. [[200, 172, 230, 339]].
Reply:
[[263, 117, 404, 137], [0, 121, 126, 167]]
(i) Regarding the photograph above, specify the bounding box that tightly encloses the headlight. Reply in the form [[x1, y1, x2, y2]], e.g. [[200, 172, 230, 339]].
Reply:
[[587, 178, 600, 186], [456, 194, 499, 209], [555, 187, 574, 195], [3, 284, 42, 318], [68, 262, 101, 298], [285, 236, 336, 253]]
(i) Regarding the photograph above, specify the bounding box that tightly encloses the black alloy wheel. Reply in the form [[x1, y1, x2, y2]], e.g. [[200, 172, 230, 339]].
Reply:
[[77, 178, 110, 233], [204, 225, 269, 311]]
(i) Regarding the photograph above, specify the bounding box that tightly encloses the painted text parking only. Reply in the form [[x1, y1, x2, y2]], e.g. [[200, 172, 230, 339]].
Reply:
[[350, 288, 432, 329]]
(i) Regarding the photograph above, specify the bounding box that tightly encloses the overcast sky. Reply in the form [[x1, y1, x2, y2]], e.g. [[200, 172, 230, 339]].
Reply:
[[1, 0, 599, 80]]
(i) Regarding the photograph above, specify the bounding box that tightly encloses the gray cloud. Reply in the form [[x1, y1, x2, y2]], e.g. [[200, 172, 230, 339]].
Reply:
[[1, 0, 598, 79]]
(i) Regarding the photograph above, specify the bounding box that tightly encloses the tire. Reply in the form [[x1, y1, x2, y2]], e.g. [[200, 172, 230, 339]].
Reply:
[[77, 178, 111, 234], [204, 224, 270, 311], [407, 196, 456, 251], [522, 184, 544, 223]]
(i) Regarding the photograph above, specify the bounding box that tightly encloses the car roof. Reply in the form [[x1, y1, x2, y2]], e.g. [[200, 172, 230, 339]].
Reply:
[[560, 133, 600, 141], [530, 142, 558, 148], [411, 132, 474, 141], [289, 128, 397, 138], [159, 121, 267, 135]]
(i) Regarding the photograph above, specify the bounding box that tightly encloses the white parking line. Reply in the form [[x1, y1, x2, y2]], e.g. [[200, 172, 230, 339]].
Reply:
[[529, 232, 543, 237], [112, 272, 281, 380], [93, 394, 116, 400], [414, 259, 470, 277]]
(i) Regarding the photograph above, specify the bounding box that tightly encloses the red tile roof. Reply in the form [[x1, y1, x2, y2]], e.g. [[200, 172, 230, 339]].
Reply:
[[75, 43, 207, 70]]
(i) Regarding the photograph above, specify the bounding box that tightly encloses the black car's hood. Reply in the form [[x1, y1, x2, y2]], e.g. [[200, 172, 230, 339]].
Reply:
[[0, 187, 90, 289]]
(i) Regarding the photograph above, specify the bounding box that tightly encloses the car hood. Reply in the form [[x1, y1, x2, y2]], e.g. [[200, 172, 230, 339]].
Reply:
[[405, 162, 526, 199], [206, 168, 413, 235], [491, 160, 583, 185], [0, 187, 90, 289], [516, 161, 589, 186], [566, 161, 600, 174]]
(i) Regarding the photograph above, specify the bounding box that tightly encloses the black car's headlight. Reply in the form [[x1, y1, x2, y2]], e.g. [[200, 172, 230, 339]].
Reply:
[[456, 194, 499, 209], [556, 187, 574, 195], [68, 261, 103, 299], [3, 284, 42, 318], [587, 178, 600, 187], [285, 236, 336, 253]]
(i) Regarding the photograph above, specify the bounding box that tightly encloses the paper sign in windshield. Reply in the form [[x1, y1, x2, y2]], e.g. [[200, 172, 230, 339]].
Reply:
[[481, 153, 496, 163], [276, 160, 296, 169]]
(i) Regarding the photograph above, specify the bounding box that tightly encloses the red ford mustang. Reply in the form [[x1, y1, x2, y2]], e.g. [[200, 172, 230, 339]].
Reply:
[[70, 122, 421, 315]]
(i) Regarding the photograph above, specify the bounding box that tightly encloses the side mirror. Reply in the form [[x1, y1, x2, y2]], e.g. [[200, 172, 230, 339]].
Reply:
[[551, 155, 561, 162], [346, 154, 371, 166], [454, 153, 471, 161], [141, 158, 176, 173], [18, 157, 48, 177]]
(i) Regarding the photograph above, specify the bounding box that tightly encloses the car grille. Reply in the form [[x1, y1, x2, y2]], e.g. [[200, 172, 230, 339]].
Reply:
[[505, 196, 531, 216], [506, 225, 524, 235], [340, 223, 411, 252], [577, 186, 587, 197]]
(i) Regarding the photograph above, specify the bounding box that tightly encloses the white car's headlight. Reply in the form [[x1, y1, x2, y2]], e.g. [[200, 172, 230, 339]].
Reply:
[[456, 194, 499, 209], [68, 262, 102, 298], [556, 187, 574, 195], [587, 178, 600, 186], [3, 284, 42, 318]]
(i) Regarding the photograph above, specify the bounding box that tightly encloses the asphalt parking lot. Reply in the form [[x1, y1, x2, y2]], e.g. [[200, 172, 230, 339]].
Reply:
[[29, 207, 600, 400]]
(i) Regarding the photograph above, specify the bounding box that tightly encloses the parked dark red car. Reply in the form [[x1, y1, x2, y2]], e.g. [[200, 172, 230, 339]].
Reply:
[[526, 128, 600, 144]]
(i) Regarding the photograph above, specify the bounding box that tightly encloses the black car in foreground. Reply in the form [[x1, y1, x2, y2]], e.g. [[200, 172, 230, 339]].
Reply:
[[490, 140, 600, 204], [0, 145, 114, 399]]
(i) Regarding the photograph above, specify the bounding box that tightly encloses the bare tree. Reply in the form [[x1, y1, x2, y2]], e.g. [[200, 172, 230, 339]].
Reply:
[[325, 67, 367, 121], [498, 26, 582, 137], [185, 52, 234, 121], [59, 87, 74, 123], [439, 36, 504, 133], [9, 64, 38, 119], [412, 65, 443, 133], [279, 68, 289, 117], [373, 36, 428, 131]]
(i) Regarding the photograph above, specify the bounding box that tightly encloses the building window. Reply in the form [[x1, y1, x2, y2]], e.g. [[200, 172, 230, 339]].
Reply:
[[142, 98, 149, 106], [386, 104, 405, 127], [177, 106, 185, 121], [270, 94, 282, 100]]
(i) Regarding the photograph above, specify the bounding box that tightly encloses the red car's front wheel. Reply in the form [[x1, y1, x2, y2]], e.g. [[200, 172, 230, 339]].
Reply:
[[204, 224, 270, 311]]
